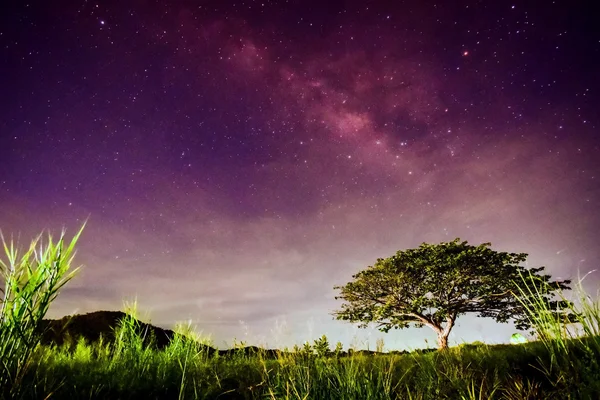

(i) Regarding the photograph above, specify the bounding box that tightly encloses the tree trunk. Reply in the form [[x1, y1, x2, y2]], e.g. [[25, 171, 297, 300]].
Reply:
[[437, 332, 449, 349], [432, 316, 455, 349]]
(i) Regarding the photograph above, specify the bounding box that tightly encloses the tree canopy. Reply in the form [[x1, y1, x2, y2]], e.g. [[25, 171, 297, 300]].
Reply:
[[333, 238, 573, 349]]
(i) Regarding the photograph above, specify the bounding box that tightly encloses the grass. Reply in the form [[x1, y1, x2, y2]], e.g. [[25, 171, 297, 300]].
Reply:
[[0, 225, 83, 399], [2, 228, 600, 399], [19, 335, 599, 399]]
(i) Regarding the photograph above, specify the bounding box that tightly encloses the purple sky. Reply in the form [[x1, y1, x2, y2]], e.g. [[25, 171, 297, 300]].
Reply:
[[1, 0, 599, 350]]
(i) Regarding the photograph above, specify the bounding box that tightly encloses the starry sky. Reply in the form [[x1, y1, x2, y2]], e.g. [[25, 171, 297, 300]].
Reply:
[[1, 0, 599, 350]]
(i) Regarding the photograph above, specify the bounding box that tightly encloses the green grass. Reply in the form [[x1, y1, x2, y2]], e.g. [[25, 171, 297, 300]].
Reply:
[[16, 333, 599, 399], [2, 228, 600, 399], [0, 225, 83, 399]]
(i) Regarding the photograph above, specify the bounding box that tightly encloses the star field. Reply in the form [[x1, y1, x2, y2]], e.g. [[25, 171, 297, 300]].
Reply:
[[1, 0, 599, 349]]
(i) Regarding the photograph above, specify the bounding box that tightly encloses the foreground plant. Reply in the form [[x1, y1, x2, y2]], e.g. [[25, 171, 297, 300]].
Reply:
[[0, 224, 84, 398], [513, 271, 600, 396]]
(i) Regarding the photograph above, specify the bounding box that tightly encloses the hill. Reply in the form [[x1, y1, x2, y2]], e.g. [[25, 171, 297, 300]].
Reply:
[[38, 311, 279, 357], [39, 310, 177, 350]]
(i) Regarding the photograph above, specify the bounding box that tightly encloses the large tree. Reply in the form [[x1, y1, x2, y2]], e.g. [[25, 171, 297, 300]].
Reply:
[[333, 239, 572, 349]]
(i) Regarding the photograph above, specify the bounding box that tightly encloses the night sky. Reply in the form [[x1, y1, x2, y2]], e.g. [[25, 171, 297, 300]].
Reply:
[[1, 0, 599, 350]]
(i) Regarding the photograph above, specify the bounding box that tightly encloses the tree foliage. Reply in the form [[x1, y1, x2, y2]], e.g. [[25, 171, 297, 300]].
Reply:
[[333, 238, 573, 348]]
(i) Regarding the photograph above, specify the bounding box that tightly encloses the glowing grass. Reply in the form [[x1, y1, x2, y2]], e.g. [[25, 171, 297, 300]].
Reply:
[[19, 329, 599, 399], [0, 225, 83, 399]]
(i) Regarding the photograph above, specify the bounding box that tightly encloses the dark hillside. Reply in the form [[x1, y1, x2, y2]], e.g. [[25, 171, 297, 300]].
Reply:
[[39, 311, 176, 349]]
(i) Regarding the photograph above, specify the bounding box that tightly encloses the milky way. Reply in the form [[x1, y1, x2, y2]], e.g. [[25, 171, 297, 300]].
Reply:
[[1, 0, 599, 349]]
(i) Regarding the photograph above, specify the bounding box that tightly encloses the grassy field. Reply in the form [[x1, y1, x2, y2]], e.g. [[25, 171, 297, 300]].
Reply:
[[13, 323, 600, 399], [2, 230, 599, 399]]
